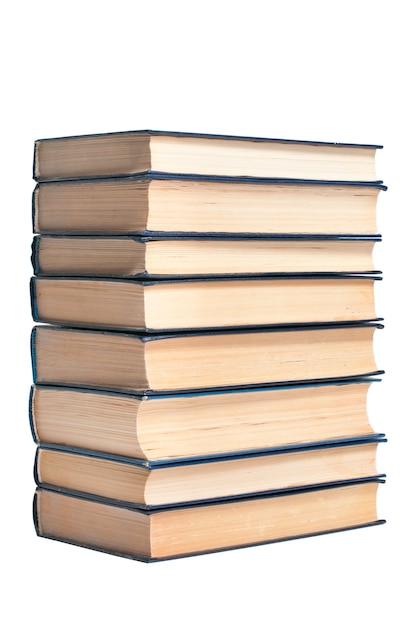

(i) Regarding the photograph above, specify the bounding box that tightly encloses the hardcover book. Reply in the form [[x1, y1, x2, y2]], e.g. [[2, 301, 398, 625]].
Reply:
[[33, 129, 383, 183], [32, 175, 385, 236], [30, 274, 381, 332], [34, 479, 385, 561], [29, 380, 380, 462], [31, 323, 383, 394], [31, 234, 382, 278]]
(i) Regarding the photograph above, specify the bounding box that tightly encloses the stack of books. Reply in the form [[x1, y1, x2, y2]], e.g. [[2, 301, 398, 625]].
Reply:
[[29, 130, 387, 562]]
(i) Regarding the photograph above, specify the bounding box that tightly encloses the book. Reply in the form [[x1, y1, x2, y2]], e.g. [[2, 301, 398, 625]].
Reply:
[[32, 175, 385, 236], [29, 380, 380, 461], [31, 234, 382, 278], [34, 438, 385, 509], [31, 323, 383, 394], [30, 275, 381, 332], [33, 479, 385, 561], [32, 130, 383, 183]]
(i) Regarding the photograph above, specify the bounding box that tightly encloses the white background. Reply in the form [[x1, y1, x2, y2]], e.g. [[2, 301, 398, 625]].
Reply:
[[1, 1, 414, 624]]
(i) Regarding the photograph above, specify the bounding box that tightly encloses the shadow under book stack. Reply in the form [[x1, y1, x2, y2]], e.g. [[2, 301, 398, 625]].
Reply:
[[29, 130, 387, 562]]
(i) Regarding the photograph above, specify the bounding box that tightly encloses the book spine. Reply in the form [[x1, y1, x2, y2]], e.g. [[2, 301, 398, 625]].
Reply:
[[32, 490, 40, 536], [32, 143, 38, 183], [30, 327, 38, 383], [33, 446, 41, 485], [32, 185, 38, 233], [30, 277, 39, 321], [31, 237, 40, 275], [28, 385, 39, 444]]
